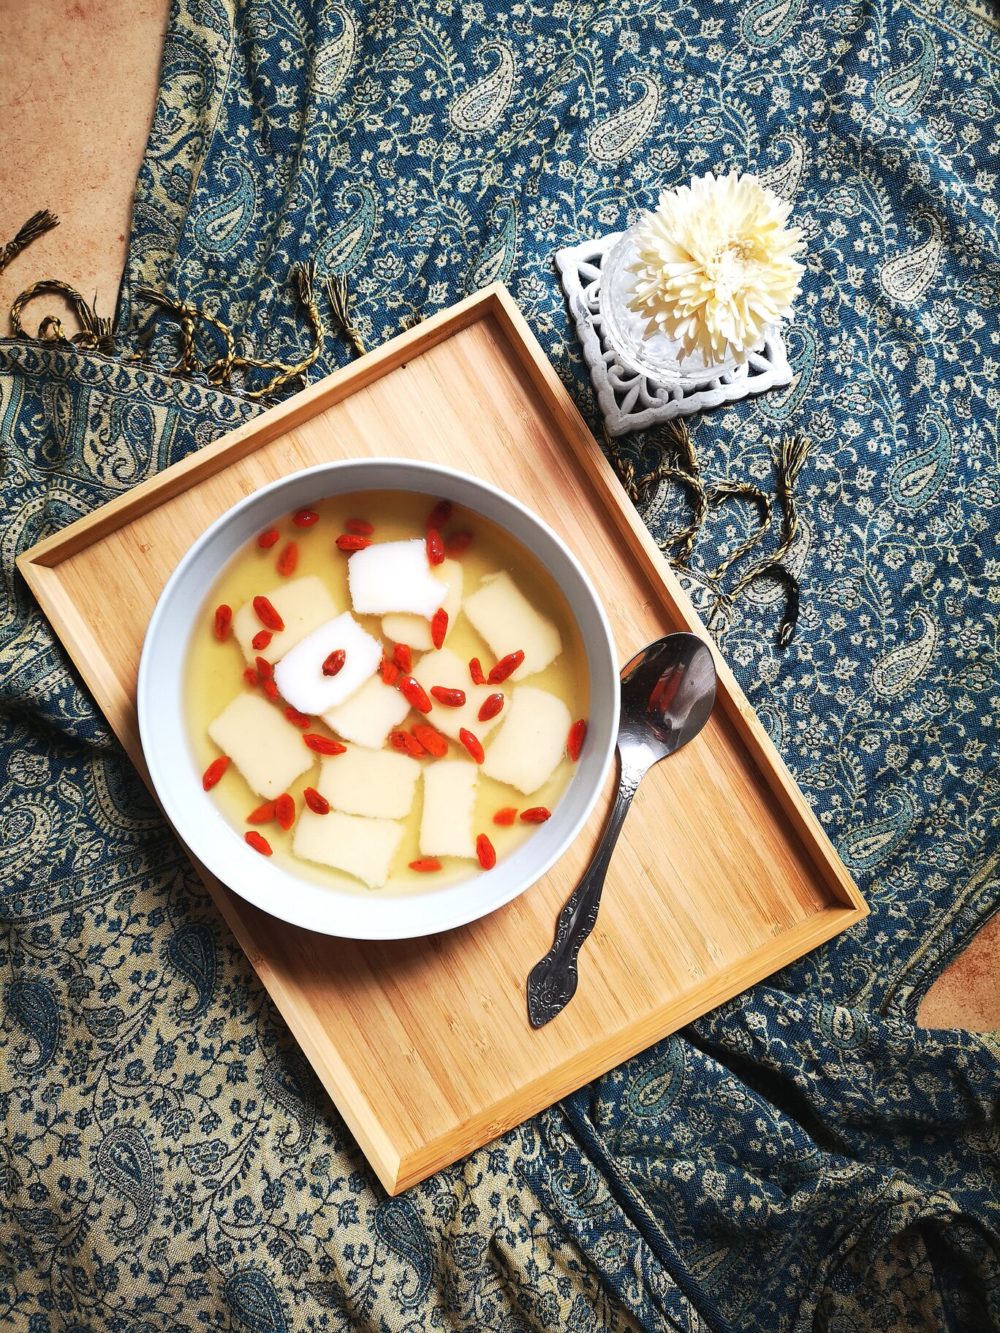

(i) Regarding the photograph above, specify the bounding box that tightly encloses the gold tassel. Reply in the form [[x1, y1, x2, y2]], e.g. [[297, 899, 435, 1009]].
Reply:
[[729, 434, 811, 646], [325, 273, 367, 357], [10, 278, 113, 353], [706, 481, 773, 581], [0, 210, 59, 274], [134, 264, 324, 398]]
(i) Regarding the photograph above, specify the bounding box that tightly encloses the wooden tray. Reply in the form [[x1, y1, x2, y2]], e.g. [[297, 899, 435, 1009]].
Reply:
[[18, 285, 867, 1193]]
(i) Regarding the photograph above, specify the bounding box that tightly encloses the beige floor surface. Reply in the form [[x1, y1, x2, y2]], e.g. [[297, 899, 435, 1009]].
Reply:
[[1, 0, 995, 1033]]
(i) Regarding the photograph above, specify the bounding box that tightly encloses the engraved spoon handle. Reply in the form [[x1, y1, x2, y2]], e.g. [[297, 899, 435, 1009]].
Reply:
[[526, 755, 641, 1027]]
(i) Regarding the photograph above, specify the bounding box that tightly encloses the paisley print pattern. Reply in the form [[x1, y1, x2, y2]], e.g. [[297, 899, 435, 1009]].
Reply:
[[3, 0, 999, 1329]]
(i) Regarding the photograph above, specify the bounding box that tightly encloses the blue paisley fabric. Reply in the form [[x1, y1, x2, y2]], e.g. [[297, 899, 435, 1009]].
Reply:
[[3, 0, 999, 1329]]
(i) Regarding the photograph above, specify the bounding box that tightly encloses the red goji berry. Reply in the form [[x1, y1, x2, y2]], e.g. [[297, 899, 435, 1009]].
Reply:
[[426, 499, 452, 530], [257, 528, 280, 549], [255, 655, 273, 680], [303, 787, 331, 814], [431, 608, 448, 649], [202, 756, 229, 790], [426, 528, 445, 566], [398, 676, 432, 713], [253, 596, 284, 631], [412, 724, 448, 758], [304, 734, 347, 755], [469, 657, 486, 685], [492, 807, 517, 826], [345, 517, 374, 535], [444, 530, 473, 557], [478, 692, 504, 722], [488, 650, 524, 684], [284, 706, 310, 728], [567, 718, 588, 762], [245, 831, 273, 856], [392, 643, 412, 673], [274, 793, 296, 830], [430, 686, 465, 707], [520, 806, 551, 824], [476, 833, 497, 870], [252, 629, 272, 651], [390, 729, 425, 757], [380, 657, 400, 686], [276, 541, 298, 576], [409, 858, 442, 873], [213, 604, 232, 642], [243, 667, 260, 688], [336, 533, 371, 552], [292, 508, 319, 528], [459, 728, 484, 763], [246, 801, 276, 824], [262, 678, 280, 700], [322, 649, 346, 677]]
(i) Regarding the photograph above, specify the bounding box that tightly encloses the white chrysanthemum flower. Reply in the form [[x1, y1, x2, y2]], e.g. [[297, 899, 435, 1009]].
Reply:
[[627, 171, 805, 365]]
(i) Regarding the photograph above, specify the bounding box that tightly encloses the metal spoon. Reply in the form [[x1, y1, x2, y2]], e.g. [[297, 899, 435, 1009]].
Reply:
[[526, 633, 718, 1028]]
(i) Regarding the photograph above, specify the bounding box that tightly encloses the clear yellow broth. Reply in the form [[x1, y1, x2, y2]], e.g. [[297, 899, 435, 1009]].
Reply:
[[186, 489, 589, 897]]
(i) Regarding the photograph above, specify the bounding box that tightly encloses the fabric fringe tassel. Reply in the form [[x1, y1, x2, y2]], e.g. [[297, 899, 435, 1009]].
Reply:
[[134, 263, 324, 398], [325, 274, 367, 357], [10, 278, 113, 353], [607, 424, 810, 648], [0, 210, 59, 274], [728, 434, 811, 646]]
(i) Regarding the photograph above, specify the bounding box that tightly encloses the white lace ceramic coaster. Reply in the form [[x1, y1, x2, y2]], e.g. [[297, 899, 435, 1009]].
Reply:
[[556, 233, 794, 437]]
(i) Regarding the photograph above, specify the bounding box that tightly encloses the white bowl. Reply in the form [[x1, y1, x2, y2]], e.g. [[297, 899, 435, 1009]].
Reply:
[[138, 458, 619, 939]]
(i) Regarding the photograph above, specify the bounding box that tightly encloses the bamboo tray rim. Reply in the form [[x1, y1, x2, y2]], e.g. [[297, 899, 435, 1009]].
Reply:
[[17, 283, 867, 1193]]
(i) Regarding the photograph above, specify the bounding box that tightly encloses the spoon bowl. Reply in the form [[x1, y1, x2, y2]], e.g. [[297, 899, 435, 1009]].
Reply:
[[526, 632, 717, 1027]]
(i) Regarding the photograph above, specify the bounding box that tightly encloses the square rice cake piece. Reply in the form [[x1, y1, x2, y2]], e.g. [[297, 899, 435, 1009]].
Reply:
[[293, 809, 403, 888], [481, 684, 571, 795], [382, 557, 463, 651], [321, 674, 411, 749], [273, 612, 381, 715], [463, 570, 562, 678], [233, 576, 338, 663], [317, 745, 421, 820], [207, 693, 314, 799], [420, 759, 478, 859], [410, 646, 506, 742], [348, 538, 443, 617]]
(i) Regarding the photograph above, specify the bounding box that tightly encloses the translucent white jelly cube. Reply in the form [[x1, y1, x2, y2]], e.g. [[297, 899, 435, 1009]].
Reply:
[[207, 693, 314, 799], [233, 576, 338, 663], [420, 760, 478, 859], [348, 539, 446, 617], [293, 809, 403, 888], [481, 685, 571, 795], [463, 571, 562, 677], [317, 746, 420, 820], [382, 558, 463, 651], [321, 675, 410, 749], [410, 647, 506, 742], [273, 613, 381, 715]]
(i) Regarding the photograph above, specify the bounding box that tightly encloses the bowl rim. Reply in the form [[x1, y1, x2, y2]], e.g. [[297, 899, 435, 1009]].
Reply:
[[138, 457, 619, 939]]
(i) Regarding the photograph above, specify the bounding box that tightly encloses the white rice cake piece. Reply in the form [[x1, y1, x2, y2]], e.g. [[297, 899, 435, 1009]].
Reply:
[[233, 576, 338, 663], [207, 693, 313, 799], [293, 809, 403, 889], [317, 746, 420, 820], [420, 760, 478, 859], [348, 539, 445, 617], [321, 675, 410, 749], [273, 612, 380, 715], [410, 647, 505, 742], [481, 685, 571, 795], [382, 558, 464, 651], [463, 571, 562, 678]]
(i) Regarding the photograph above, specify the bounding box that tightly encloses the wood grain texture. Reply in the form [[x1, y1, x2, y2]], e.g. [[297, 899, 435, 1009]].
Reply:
[[18, 285, 867, 1193]]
